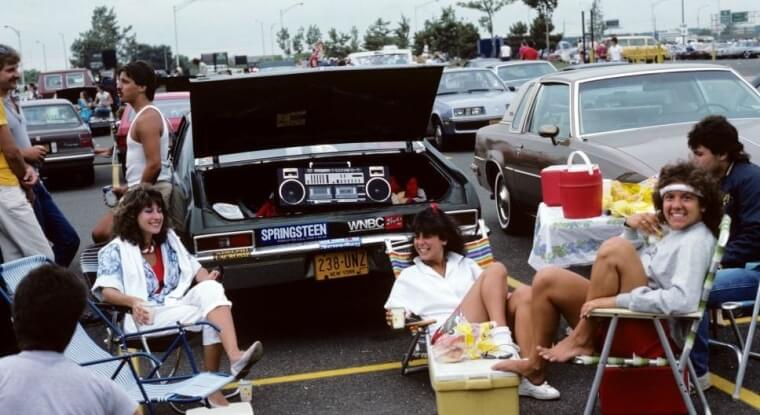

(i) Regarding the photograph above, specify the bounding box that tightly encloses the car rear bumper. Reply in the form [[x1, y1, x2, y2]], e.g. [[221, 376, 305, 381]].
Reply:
[[41, 152, 94, 172], [443, 117, 502, 136]]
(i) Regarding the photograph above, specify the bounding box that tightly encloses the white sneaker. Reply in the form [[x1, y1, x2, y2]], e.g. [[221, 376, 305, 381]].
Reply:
[[691, 372, 712, 392], [489, 326, 521, 359], [519, 378, 561, 400]]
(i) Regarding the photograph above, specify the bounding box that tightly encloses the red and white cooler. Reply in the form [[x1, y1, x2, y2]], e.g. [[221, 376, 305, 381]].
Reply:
[[559, 151, 602, 219]]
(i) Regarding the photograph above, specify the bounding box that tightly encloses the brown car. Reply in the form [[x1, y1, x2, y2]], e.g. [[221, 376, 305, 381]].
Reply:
[[471, 64, 760, 233], [37, 68, 96, 99]]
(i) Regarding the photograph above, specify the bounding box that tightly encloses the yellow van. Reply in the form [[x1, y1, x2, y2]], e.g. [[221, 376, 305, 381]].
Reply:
[[613, 36, 666, 63]]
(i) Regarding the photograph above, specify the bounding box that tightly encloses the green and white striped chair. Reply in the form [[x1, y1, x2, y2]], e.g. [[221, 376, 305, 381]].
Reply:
[[575, 215, 730, 415]]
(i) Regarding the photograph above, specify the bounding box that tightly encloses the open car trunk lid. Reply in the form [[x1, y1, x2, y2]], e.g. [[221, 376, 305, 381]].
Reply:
[[189, 65, 443, 158]]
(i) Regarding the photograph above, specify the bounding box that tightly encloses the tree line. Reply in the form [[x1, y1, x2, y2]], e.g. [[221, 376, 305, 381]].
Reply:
[[68, 1, 573, 72]]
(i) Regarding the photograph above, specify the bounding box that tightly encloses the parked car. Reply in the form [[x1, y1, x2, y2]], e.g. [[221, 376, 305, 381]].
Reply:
[[487, 60, 557, 90], [560, 61, 630, 71], [472, 64, 760, 233], [37, 68, 96, 99], [464, 58, 502, 68], [429, 68, 514, 149], [168, 66, 483, 291], [20, 98, 95, 184], [752, 76, 760, 91], [114, 92, 190, 166], [53, 86, 111, 136], [347, 46, 414, 66]]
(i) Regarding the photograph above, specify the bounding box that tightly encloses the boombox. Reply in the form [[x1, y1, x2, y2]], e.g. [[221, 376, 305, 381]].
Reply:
[[277, 165, 392, 207]]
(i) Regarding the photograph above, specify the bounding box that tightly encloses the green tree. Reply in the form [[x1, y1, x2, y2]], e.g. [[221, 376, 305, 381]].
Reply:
[[324, 28, 353, 58], [23, 69, 39, 85], [457, 0, 515, 57], [393, 15, 411, 49], [350, 26, 361, 52], [528, 13, 562, 51], [363, 18, 392, 51], [524, 0, 558, 52], [305, 25, 322, 48], [413, 7, 480, 59], [69, 6, 134, 68], [276, 27, 291, 56], [587, 0, 605, 40], [508, 21, 528, 38], [125, 44, 174, 70], [293, 27, 306, 56]]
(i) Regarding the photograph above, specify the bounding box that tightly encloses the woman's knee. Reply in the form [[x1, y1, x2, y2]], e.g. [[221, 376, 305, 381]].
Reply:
[[484, 261, 508, 278], [532, 267, 564, 293], [597, 237, 633, 260], [510, 286, 532, 307]]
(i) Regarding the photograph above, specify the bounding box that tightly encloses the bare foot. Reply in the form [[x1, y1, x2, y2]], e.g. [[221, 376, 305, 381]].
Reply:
[[537, 334, 594, 363], [492, 358, 545, 385]]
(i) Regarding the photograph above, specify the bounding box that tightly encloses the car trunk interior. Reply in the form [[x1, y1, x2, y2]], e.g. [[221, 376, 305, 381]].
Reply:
[[201, 151, 452, 219]]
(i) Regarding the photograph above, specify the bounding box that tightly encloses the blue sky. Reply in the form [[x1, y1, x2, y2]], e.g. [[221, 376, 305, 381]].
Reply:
[[2, 0, 757, 71]]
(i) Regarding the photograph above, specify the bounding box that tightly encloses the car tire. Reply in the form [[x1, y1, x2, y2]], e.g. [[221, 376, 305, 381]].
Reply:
[[494, 171, 525, 234], [433, 119, 447, 151], [81, 166, 95, 186]]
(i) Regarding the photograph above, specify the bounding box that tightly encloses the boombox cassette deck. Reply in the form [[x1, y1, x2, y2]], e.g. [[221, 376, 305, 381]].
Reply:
[[277, 165, 392, 207]]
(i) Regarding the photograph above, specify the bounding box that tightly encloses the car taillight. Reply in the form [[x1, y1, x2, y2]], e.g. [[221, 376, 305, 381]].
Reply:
[[195, 232, 254, 252], [79, 132, 93, 148]]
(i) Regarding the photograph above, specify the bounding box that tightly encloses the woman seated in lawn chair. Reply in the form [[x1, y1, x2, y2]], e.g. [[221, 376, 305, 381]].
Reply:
[[92, 185, 263, 407], [494, 162, 723, 387], [383, 205, 560, 400]]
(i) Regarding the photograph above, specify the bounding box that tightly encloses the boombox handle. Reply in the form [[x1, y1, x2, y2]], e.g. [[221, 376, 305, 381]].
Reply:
[[309, 161, 351, 169]]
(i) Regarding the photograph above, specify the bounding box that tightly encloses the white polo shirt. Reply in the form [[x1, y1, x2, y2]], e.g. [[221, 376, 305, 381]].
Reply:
[[384, 252, 483, 331]]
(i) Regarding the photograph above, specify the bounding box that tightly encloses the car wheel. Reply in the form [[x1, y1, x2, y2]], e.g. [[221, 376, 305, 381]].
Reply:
[[433, 119, 446, 150], [81, 166, 95, 186], [744, 50, 752, 59], [494, 171, 524, 234]]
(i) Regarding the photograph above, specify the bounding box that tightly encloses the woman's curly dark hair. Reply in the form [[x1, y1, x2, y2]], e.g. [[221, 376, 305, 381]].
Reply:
[[113, 184, 168, 248], [653, 161, 723, 236], [410, 206, 465, 260]]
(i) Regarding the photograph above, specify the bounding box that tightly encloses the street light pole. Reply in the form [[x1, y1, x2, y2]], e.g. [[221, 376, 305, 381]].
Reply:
[[414, 0, 439, 36], [2, 25, 24, 86], [172, 0, 202, 69], [36, 40, 47, 71], [255, 19, 266, 56], [278, 2, 304, 55], [270, 23, 277, 57], [650, 0, 672, 41], [58, 32, 68, 69]]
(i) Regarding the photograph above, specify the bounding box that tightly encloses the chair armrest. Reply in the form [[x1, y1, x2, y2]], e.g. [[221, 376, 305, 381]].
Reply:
[[119, 319, 221, 340], [406, 319, 436, 333], [590, 307, 702, 320], [79, 351, 162, 367]]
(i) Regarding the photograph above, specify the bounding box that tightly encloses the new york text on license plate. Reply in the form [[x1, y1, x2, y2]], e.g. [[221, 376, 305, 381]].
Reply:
[[315, 250, 368, 280]]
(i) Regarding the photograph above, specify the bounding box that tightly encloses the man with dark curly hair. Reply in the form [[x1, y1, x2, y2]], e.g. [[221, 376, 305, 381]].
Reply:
[[687, 115, 760, 390]]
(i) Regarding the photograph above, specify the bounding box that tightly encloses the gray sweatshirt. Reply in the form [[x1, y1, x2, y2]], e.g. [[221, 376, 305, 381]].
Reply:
[[615, 221, 716, 315]]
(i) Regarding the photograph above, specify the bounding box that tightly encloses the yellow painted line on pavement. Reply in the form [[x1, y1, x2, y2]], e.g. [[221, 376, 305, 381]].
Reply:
[[508, 275, 525, 289], [238, 359, 428, 387], [711, 372, 760, 410], [734, 316, 760, 325]]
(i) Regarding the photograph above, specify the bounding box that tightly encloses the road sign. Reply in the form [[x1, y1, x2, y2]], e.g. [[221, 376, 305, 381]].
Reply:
[[731, 12, 748, 24], [720, 10, 731, 25], [605, 19, 620, 29]]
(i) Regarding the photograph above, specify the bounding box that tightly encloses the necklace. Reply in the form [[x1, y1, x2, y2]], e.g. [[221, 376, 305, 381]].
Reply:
[[141, 242, 155, 254]]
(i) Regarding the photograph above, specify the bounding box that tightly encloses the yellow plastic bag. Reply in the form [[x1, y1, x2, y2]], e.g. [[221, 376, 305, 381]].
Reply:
[[605, 179, 655, 217]]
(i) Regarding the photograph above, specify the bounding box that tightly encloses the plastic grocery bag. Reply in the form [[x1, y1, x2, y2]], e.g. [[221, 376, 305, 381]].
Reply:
[[604, 177, 656, 217], [432, 320, 498, 363]]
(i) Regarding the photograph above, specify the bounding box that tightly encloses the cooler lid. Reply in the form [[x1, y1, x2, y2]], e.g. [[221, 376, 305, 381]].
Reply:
[[189, 65, 444, 158], [429, 357, 520, 391]]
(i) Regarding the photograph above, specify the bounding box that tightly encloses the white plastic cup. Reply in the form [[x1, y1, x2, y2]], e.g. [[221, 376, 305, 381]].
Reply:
[[239, 379, 253, 402], [141, 302, 157, 326], [391, 308, 406, 329]]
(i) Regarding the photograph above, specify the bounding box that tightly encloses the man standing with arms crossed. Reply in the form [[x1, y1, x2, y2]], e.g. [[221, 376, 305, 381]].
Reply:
[[92, 61, 174, 242], [0, 46, 80, 266]]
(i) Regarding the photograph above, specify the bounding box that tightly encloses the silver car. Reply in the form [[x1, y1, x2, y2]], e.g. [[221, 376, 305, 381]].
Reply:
[[488, 60, 557, 91], [429, 68, 514, 149]]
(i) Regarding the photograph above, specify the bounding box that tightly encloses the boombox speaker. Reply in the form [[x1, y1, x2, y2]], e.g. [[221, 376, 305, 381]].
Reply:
[[277, 165, 391, 207]]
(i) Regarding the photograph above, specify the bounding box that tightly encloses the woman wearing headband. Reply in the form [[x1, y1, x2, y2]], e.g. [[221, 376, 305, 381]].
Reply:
[[493, 161, 723, 389]]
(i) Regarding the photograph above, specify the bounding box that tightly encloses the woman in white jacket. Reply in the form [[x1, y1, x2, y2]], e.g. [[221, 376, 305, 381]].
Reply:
[[494, 161, 723, 388], [93, 185, 262, 407]]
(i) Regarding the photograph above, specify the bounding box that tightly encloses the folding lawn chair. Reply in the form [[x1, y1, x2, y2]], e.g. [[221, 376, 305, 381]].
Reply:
[[1, 255, 235, 415], [574, 215, 731, 415], [708, 263, 760, 399], [385, 219, 494, 376]]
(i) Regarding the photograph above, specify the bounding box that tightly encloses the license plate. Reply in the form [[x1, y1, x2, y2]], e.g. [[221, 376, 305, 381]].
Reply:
[[49, 142, 58, 153], [489, 119, 500, 125], [314, 249, 368, 281]]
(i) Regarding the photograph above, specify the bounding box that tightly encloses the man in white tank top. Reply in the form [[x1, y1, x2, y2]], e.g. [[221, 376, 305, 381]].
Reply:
[[92, 61, 174, 243]]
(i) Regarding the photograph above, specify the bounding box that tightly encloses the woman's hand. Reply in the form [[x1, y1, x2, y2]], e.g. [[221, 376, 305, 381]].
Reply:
[[625, 212, 661, 236], [385, 309, 394, 327], [195, 267, 221, 282], [131, 300, 152, 326], [580, 297, 616, 319]]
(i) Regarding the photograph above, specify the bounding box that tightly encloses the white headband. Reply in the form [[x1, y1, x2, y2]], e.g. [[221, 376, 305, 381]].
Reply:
[[658, 183, 703, 197]]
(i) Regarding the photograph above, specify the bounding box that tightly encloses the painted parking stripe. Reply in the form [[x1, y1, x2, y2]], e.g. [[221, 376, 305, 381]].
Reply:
[[249, 359, 428, 387], [711, 373, 760, 410]]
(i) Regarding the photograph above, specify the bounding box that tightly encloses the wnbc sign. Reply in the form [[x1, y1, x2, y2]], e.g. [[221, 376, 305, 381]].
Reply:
[[347, 215, 403, 233]]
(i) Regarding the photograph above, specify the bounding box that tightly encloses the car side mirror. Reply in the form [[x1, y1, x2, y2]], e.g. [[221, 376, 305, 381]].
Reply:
[[508, 86, 516, 92], [538, 125, 561, 145]]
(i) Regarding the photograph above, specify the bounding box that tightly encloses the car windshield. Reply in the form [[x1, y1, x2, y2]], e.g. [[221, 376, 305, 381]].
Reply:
[[128, 99, 190, 122], [24, 104, 80, 129], [350, 53, 412, 65], [497, 63, 555, 82], [437, 70, 505, 95], [579, 70, 760, 135]]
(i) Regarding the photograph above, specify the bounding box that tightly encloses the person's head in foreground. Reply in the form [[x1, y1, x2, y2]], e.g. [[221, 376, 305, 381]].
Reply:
[[411, 205, 465, 263], [688, 115, 749, 178], [653, 161, 722, 236], [113, 184, 168, 249], [14, 265, 87, 352]]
